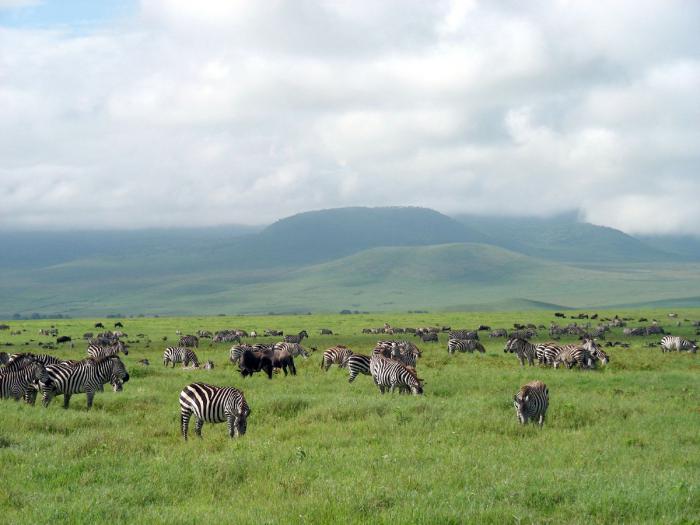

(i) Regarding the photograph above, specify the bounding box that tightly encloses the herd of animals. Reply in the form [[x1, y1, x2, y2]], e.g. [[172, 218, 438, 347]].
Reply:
[[0, 313, 697, 440]]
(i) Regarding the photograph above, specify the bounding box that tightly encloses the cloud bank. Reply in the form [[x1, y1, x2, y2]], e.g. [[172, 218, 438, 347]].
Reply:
[[1, 0, 698, 234]]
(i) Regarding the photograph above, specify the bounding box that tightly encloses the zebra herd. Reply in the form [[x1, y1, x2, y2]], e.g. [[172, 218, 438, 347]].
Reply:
[[1, 323, 697, 441]]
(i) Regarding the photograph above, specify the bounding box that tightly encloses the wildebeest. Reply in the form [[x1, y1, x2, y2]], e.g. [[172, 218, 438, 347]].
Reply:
[[239, 350, 273, 379], [420, 332, 438, 343], [319, 328, 333, 335], [114, 321, 124, 328], [94, 322, 104, 328], [56, 336, 71, 344]]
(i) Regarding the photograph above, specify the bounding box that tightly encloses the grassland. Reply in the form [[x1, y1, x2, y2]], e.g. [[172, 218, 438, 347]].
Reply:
[[0, 310, 699, 524]]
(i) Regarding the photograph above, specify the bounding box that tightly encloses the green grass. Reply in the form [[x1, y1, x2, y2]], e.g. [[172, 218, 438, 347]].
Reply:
[[1, 309, 699, 524]]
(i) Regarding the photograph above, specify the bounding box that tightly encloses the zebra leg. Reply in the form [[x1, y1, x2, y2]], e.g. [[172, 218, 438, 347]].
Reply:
[[348, 370, 357, 383], [63, 393, 72, 409], [282, 366, 288, 376], [86, 391, 95, 410], [194, 418, 204, 438], [290, 361, 296, 376], [42, 390, 53, 408], [518, 355, 525, 366], [181, 409, 191, 440], [227, 415, 235, 438], [538, 414, 545, 427]]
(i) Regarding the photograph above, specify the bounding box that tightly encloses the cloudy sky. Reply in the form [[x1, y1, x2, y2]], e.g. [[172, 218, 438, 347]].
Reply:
[[1, 0, 698, 234]]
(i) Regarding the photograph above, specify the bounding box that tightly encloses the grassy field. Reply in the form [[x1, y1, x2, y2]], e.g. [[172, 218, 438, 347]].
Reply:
[[0, 310, 699, 524]]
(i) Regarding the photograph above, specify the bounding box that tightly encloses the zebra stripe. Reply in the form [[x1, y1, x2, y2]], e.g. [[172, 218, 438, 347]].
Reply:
[[4, 353, 62, 372], [513, 380, 549, 426], [178, 335, 199, 348], [40, 356, 129, 409], [273, 342, 310, 359], [449, 330, 478, 340], [179, 382, 250, 440], [535, 343, 563, 367], [321, 346, 353, 371], [449, 339, 486, 354], [347, 354, 371, 383], [230, 345, 254, 365], [504, 338, 537, 366], [661, 335, 697, 353], [163, 347, 200, 368], [0, 362, 44, 404], [369, 354, 423, 395], [284, 330, 308, 343], [87, 342, 128, 359]]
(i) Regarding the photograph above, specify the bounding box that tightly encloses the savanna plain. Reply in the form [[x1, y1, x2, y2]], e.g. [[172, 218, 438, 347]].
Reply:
[[0, 310, 698, 524]]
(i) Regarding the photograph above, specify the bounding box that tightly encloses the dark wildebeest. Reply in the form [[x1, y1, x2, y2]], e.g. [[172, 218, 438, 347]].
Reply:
[[239, 350, 273, 379], [420, 332, 438, 343], [319, 329, 333, 335], [270, 348, 296, 376], [94, 322, 104, 328], [56, 336, 71, 344], [114, 322, 124, 328]]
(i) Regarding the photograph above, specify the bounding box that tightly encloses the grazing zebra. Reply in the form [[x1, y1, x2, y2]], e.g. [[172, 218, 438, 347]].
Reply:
[[553, 344, 593, 369], [321, 345, 353, 371], [284, 330, 309, 343], [163, 347, 200, 368], [178, 335, 199, 348], [4, 353, 62, 372], [513, 380, 549, 426], [203, 361, 215, 370], [369, 354, 423, 395], [179, 382, 250, 440], [660, 335, 698, 353], [40, 356, 129, 409], [87, 341, 128, 359], [0, 362, 44, 404], [449, 339, 486, 354], [535, 343, 563, 367], [504, 338, 537, 366], [273, 342, 310, 359], [347, 354, 371, 383]]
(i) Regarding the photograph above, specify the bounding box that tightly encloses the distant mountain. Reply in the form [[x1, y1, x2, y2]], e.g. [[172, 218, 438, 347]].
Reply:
[[452, 214, 676, 263], [1, 206, 699, 317], [636, 234, 700, 260]]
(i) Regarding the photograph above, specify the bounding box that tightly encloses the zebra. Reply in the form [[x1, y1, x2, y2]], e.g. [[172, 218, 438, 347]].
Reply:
[[0, 362, 44, 404], [273, 342, 310, 359], [230, 345, 254, 365], [163, 347, 200, 368], [203, 361, 215, 370], [553, 344, 593, 369], [660, 335, 698, 353], [535, 343, 564, 367], [448, 339, 486, 354], [449, 330, 478, 340], [513, 380, 549, 426], [504, 338, 537, 366], [347, 354, 371, 383], [284, 330, 309, 343], [87, 341, 128, 359], [4, 353, 62, 373], [369, 354, 423, 395], [179, 382, 250, 440], [40, 356, 129, 409], [321, 345, 353, 371], [178, 335, 199, 348]]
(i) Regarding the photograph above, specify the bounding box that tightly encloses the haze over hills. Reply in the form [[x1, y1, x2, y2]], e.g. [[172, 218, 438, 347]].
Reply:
[[1, 206, 699, 317]]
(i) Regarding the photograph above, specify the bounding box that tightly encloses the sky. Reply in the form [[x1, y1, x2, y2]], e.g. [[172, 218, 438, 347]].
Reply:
[[0, 1, 698, 235]]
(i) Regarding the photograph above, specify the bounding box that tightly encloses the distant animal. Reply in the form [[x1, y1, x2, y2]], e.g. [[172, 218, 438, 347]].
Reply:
[[179, 382, 250, 440], [114, 322, 124, 328], [321, 345, 353, 371], [56, 336, 71, 344], [449, 330, 478, 340], [138, 359, 150, 366], [449, 339, 485, 354], [660, 336, 697, 353], [284, 330, 309, 343], [94, 323, 104, 328], [347, 354, 371, 383], [513, 380, 548, 426], [420, 332, 438, 343], [554, 312, 566, 318], [239, 350, 273, 379], [203, 361, 215, 370], [668, 313, 678, 318], [264, 329, 283, 337], [489, 329, 508, 338], [40, 356, 129, 409], [163, 347, 199, 368], [369, 354, 423, 395], [87, 342, 128, 359], [319, 329, 333, 335], [178, 335, 199, 348]]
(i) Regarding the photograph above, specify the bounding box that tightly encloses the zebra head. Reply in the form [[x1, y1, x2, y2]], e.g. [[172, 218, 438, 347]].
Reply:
[[235, 405, 251, 436], [582, 338, 608, 364], [504, 338, 518, 353], [107, 357, 129, 392]]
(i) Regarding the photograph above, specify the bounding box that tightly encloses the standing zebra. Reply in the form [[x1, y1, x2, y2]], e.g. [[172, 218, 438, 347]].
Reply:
[[513, 380, 549, 426], [273, 342, 310, 359], [40, 356, 129, 409], [0, 362, 44, 404], [3, 353, 62, 372], [535, 342, 564, 367], [449, 330, 478, 340], [284, 330, 309, 344], [660, 335, 698, 353], [504, 338, 537, 366], [347, 354, 371, 383], [87, 341, 128, 359], [163, 347, 200, 368], [178, 335, 199, 348], [369, 354, 423, 395], [321, 345, 353, 371], [179, 382, 250, 440], [449, 339, 486, 354]]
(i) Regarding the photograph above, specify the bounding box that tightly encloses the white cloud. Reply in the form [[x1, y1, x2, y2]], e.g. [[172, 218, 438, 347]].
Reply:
[[0, 0, 698, 234]]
